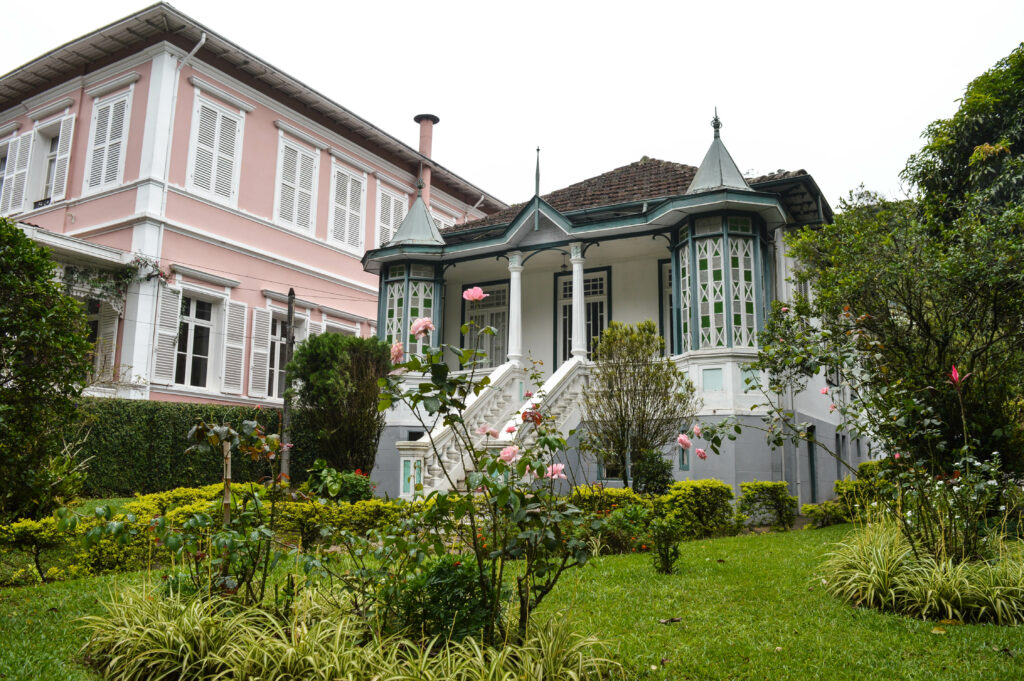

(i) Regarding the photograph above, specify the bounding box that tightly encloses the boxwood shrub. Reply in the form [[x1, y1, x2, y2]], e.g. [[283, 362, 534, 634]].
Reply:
[[656, 479, 742, 539], [76, 398, 318, 496], [737, 481, 798, 530]]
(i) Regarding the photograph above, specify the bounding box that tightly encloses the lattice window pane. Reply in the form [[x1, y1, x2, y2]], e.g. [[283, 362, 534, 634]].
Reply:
[[697, 237, 726, 348], [679, 243, 691, 352], [407, 280, 434, 355], [730, 237, 756, 347], [385, 281, 405, 346]]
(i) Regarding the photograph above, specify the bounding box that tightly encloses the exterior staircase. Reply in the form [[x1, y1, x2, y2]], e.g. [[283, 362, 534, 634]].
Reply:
[[395, 357, 594, 494]]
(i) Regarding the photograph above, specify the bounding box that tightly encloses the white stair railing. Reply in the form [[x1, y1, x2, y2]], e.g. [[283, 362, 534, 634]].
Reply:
[[494, 357, 591, 448], [396, 361, 526, 493]]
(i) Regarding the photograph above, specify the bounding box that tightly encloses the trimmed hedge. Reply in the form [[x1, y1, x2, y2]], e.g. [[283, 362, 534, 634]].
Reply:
[[568, 484, 652, 515], [802, 501, 847, 528], [76, 398, 318, 496], [657, 479, 743, 540], [737, 481, 798, 530]]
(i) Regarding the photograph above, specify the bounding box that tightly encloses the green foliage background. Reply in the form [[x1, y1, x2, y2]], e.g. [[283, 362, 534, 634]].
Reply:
[[75, 398, 317, 496]]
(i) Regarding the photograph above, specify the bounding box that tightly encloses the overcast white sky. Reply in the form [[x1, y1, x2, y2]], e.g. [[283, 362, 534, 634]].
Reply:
[[4, 1, 1022, 209]]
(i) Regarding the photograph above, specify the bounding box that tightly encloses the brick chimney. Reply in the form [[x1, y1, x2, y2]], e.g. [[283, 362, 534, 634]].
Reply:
[[414, 114, 439, 206]]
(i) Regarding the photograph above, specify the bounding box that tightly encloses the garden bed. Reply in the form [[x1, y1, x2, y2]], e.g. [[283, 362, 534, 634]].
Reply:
[[3, 526, 1023, 681]]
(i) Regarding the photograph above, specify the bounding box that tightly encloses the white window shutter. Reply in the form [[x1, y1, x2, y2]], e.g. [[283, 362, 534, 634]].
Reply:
[[277, 140, 315, 230], [152, 287, 182, 384], [293, 319, 308, 344], [1, 132, 33, 215], [248, 307, 272, 398], [87, 95, 128, 191], [331, 168, 363, 250], [378, 190, 406, 247], [95, 302, 119, 382], [50, 115, 76, 202], [214, 112, 238, 200], [222, 300, 247, 394], [192, 103, 218, 193], [307, 319, 323, 338]]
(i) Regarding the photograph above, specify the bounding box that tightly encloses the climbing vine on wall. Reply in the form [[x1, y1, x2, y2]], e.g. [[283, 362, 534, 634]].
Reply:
[[58, 256, 167, 312]]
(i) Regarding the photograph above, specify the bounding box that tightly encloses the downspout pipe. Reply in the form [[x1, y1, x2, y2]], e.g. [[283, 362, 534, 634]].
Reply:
[[160, 32, 206, 221]]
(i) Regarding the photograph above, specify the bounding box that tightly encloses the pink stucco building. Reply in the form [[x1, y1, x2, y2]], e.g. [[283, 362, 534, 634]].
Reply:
[[1, 3, 505, 406]]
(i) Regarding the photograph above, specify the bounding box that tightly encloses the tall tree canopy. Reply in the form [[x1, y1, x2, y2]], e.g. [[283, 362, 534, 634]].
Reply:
[[0, 218, 93, 520], [904, 42, 1024, 220], [789, 43, 1024, 469]]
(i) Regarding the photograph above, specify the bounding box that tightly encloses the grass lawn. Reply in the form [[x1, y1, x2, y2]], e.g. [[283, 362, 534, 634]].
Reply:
[[540, 524, 1024, 680], [2, 525, 1023, 680]]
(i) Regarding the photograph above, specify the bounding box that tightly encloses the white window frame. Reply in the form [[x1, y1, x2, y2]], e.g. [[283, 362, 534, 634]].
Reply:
[[376, 185, 408, 247], [185, 94, 245, 208], [273, 132, 319, 233], [431, 206, 455, 232], [82, 89, 132, 196], [327, 160, 367, 254], [400, 456, 423, 498], [27, 114, 73, 208], [174, 292, 221, 390], [0, 138, 10, 214]]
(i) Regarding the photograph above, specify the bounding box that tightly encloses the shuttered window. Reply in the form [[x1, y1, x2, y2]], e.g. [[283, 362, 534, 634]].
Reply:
[[328, 164, 364, 251], [85, 93, 130, 192], [431, 212, 454, 232], [0, 132, 32, 215], [275, 137, 318, 231], [248, 307, 272, 398], [376, 187, 407, 247], [152, 287, 183, 385], [221, 300, 247, 394], [188, 98, 243, 204]]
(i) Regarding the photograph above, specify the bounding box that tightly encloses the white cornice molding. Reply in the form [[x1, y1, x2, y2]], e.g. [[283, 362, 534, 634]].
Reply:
[[318, 304, 374, 324], [377, 174, 415, 196], [188, 75, 255, 113], [27, 97, 74, 121], [275, 120, 327, 150], [329, 147, 374, 175], [171, 264, 240, 288], [0, 121, 20, 137], [85, 71, 141, 98]]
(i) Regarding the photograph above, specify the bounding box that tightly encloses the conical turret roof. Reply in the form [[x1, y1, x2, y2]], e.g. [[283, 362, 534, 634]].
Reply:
[[685, 112, 752, 195], [387, 188, 445, 247]]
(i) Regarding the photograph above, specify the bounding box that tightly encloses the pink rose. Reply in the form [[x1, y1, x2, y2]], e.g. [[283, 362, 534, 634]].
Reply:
[[499, 445, 520, 464], [410, 317, 435, 340], [462, 286, 489, 302], [677, 433, 692, 449], [524, 391, 534, 398], [505, 425, 516, 433], [390, 341, 404, 364], [780, 306, 789, 313], [894, 453, 901, 460], [692, 424, 702, 437], [829, 403, 837, 413], [696, 448, 707, 460], [545, 463, 567, 480], [820, 387, 829, 395]]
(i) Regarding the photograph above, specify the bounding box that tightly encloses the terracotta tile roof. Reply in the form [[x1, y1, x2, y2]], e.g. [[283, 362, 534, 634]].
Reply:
[[444, 158, 809, 234]]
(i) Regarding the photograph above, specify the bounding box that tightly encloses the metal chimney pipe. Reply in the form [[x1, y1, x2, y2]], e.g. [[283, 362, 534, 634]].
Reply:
[[414, 114, 439, 206]]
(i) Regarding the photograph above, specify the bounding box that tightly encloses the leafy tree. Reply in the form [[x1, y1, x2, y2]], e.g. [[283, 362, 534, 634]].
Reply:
[[788, 192, 1024, 469], [287, 333, 390, 474], [903, 42, 1024, 221], [582, 321, 699, 488], [630, 449, 674, 496], [0, 218, 93, 521]]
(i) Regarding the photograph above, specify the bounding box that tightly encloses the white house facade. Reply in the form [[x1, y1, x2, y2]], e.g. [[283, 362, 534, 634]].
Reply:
[[365, 116, 862, 505]]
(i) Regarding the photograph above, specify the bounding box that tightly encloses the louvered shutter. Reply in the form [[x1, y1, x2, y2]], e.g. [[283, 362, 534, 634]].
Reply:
[[293, 318, 308, 345], [331, 168, 363, 250], [95, 302, 119, 382], [213, 113, 238, 200], [307, 319, 323, 338], [248, 307, 272, 398], [87, 95, 128, 190], [277, 141, 315, 230], [152, 287, 182, 384], [0, 132, 33, 215], [192, 103, 218, 192], [377, 189, 406, 247], [222, 300, 247, 394], [51, 115, 75, 202]]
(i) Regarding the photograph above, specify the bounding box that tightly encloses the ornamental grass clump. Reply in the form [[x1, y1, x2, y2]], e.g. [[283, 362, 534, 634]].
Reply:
[[821, 520, 1024, 624], [81, 587, 623, 681]]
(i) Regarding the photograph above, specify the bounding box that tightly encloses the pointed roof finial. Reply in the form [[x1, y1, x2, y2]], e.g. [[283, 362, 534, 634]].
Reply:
[[535, 146, 541, 197], [711, 107, 721, 139], [416, 179, 424, 197]]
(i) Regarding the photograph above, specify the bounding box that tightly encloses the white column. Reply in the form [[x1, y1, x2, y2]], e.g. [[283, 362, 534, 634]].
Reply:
[[507, 251, 523, 365], [570, 242, 587, 359], [120, 220, 162, 399]]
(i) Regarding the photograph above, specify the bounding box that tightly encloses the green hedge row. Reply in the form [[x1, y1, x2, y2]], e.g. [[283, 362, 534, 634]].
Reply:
[[76, 398, 318, 497]]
